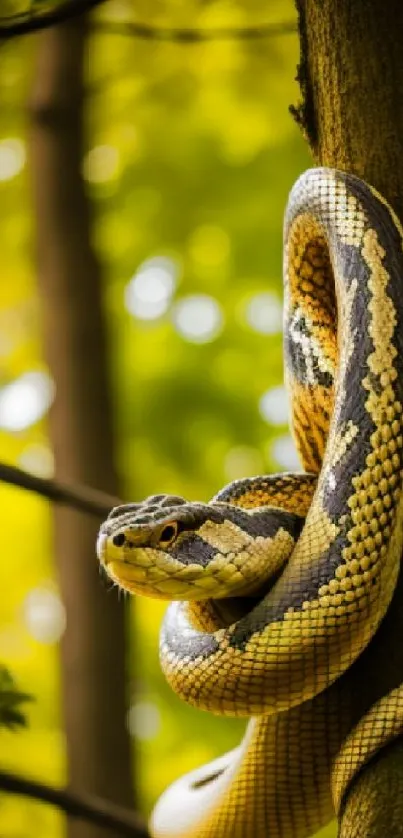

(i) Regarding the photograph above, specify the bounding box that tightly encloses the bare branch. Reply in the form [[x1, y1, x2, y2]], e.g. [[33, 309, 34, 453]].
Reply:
[[0, 4, 296, 42], [0, 0, 106, 39], [92, 18, 297, 43], [0, 462, 119, 518], [0, 769, 149, 837]]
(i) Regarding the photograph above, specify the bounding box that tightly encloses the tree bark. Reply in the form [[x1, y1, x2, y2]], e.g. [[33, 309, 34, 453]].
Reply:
[[293, 0, 403, 834], [28, 18, 134, 838], [293, 0, 403, 219]]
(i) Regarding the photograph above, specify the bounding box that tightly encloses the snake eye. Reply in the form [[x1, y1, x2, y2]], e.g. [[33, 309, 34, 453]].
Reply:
[[159, 522, 178, 548]]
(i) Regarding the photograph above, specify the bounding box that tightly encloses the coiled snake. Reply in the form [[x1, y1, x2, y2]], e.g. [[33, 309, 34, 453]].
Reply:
[[97, 168, 403, 837]]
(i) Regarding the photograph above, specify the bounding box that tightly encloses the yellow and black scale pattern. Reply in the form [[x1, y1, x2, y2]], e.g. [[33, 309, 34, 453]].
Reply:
[[97, 168, 403, 837]]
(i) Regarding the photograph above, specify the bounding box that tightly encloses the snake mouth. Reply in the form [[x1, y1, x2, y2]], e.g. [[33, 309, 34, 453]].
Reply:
[[103, 559, 156, 595], [99, 527, 289, 608]]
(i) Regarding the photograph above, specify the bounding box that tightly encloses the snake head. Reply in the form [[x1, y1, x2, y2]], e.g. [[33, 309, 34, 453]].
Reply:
[[97, 493, 304, 600]]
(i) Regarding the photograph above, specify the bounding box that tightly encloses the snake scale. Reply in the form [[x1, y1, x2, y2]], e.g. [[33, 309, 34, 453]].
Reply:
[[97, 168, 403, 837]]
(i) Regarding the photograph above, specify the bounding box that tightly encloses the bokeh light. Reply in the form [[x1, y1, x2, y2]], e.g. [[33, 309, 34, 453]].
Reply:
[[172, 294, 224, 343], [125, 257, 179, 321], [0, 371, 55, 432], [82, 144, 120, 183], [271, 434, 301, 471], [0, 138, 25, 181], [18, 444, 55, 478], [259, 385, 289, 425], [245, 292, 283, 334], [23, 587, 66, 644], [0, 9, 324, 834], [126, 701, 161, 741]]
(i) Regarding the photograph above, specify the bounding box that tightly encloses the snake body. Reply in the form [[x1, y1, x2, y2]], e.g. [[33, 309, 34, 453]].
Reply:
[[97, 168, 403, 836]]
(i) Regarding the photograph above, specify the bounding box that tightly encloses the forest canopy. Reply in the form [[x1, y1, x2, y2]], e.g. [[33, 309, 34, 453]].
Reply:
[[0, 1, 337, 835]]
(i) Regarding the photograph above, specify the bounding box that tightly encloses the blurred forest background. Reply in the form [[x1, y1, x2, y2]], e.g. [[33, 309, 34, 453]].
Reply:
[[0, 1, 335, 836]]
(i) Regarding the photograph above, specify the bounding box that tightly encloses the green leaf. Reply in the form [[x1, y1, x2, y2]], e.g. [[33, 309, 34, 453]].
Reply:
[[0, 665, 32, 730]]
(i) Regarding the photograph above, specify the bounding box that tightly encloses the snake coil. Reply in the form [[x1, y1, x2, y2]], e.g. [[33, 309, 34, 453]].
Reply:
[[98, 168, 403, 837]]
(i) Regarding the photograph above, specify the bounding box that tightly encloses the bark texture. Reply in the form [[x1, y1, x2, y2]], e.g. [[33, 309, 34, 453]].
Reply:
[[28, 18, 134, 838], [293, 0, 403, 219], [294, 0, 403, 835]]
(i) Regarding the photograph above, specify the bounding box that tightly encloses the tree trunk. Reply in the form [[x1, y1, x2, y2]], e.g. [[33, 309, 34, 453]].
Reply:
[[293, 0, 403, 835], [28, 17, 134, 838], [293, 0, 403, 218]]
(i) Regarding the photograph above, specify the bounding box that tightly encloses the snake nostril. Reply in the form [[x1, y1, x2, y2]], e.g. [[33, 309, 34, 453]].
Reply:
[[112, 533, 126, 547]]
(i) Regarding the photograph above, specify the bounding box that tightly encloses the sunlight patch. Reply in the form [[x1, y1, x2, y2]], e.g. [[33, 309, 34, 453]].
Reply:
[[23, 587, 66, 644], [125, 257, 179, 320], [0, 138, 25, 181], [172, 294, 224, 343], [0, 371, 55, 432]]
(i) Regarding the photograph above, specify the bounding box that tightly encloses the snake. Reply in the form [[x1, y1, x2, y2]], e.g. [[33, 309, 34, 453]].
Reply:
[[97, 168, 403, 837]]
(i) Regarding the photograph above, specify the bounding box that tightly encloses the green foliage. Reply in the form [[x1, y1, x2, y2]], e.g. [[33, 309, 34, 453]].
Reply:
[[0, 2, 336, 836], [0, 665, 31, 729]]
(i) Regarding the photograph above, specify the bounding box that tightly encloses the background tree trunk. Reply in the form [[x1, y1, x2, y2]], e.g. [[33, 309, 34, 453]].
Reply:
[[28, 17, 134, 838], [294, 1, 403, 835]]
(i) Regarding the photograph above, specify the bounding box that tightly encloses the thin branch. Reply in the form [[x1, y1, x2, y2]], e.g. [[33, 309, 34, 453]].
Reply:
[[92, 19, 297, 42], [0, 0, 107, 39], [0, 769, 150, 837], [0, 462, 119, 518], [0, 5, 296, 42]]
